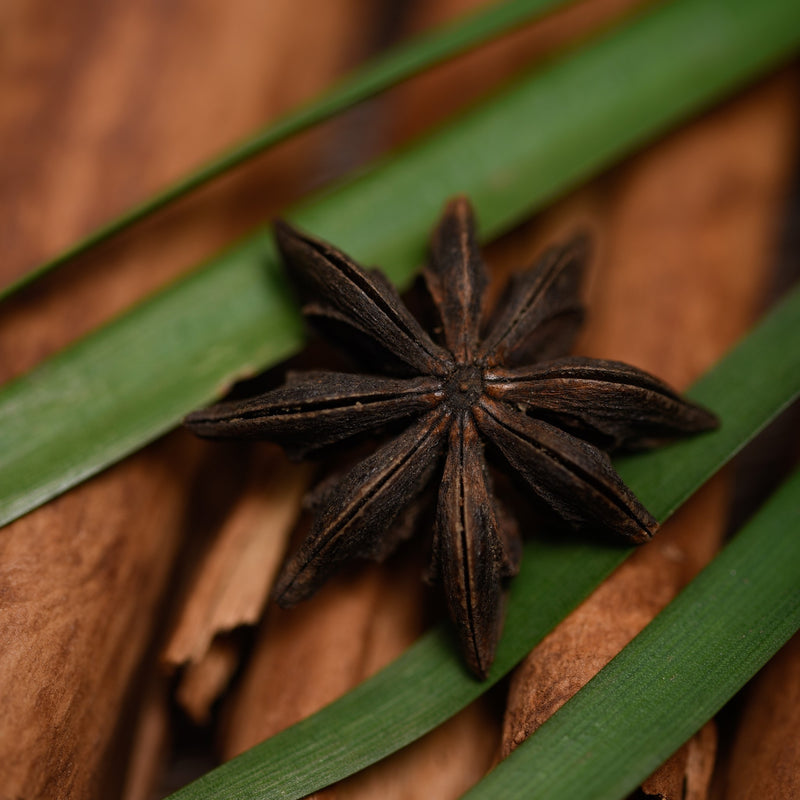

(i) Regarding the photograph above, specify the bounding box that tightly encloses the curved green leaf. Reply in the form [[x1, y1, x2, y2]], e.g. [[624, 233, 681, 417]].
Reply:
[[2, 0, 798, 528], [465, 466, 800, 800], [1, 0, 574, 299], [167, 284, 800, 800]]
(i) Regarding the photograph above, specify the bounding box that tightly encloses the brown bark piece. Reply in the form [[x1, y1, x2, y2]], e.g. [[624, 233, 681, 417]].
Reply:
[[163, 447, 311, 668], [176, 636, 242, 725], [641, 722, 717, 800], [0, 438, 197, 800], [684, 723, 719, 800], [719, 632, 800, 799], [500, 66, 800, 776], [120, 671, 172, 800], [641, 744, 689, 800]]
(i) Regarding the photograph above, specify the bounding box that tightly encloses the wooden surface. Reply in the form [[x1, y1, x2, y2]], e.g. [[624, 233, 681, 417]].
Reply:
[[0, 1, 798, 798]]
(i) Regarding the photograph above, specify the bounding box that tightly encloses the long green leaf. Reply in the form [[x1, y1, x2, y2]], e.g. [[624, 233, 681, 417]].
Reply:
[[465, 467, 800, 800], [2, 0, 798, 527], [0, 0, 574, 299], [167, 284, 800, 800]]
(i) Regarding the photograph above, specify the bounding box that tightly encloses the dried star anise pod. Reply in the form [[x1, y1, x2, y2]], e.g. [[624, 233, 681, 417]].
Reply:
[[185, 197, 718, 679]]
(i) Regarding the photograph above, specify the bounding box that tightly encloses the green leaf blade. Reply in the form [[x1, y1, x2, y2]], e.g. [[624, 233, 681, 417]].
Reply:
[[465, 466, 800, 800], [0, 238, 303, 523], [2, 0, 799, 528]]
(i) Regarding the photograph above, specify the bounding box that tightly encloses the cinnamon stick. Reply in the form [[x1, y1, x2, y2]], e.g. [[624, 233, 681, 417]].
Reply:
[[121, 671, 172, 800], [176, 635, 243, 726], [0, 438, 198, 799]]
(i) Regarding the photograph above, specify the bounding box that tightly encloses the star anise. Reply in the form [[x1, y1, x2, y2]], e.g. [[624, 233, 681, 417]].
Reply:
[[185, 197, 717, 679]]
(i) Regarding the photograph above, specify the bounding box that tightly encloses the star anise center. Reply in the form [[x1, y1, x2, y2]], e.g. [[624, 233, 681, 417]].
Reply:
[[185, 196, 719, 679], [443, 363, 484, 411]]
